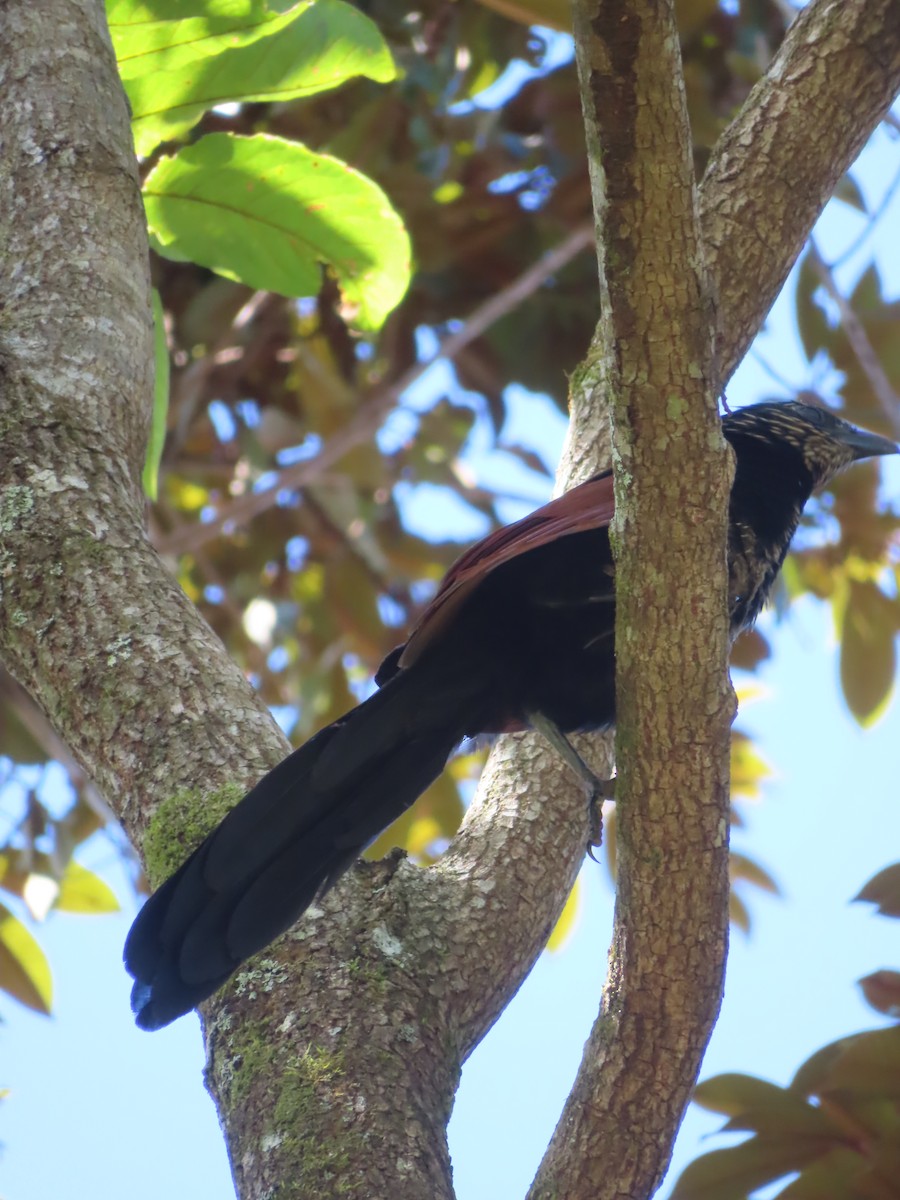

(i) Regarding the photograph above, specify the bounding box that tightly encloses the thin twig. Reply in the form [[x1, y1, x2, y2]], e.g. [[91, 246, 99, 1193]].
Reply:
[[0, 669, 117, 828], [154, 222, 596, 558]]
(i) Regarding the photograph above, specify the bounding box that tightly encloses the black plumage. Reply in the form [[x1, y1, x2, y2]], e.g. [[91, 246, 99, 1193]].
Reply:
[[124, 401, 896, 1029]]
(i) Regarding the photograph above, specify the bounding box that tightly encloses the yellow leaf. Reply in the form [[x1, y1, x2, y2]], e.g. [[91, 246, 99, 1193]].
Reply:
[[0, 902, 53, 1016], [546, 877, 580, 952], [55, 862, 121, 915]]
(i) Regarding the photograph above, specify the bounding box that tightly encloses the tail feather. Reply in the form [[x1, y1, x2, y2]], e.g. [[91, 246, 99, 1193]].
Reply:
[[124, 672, 472, 1030]]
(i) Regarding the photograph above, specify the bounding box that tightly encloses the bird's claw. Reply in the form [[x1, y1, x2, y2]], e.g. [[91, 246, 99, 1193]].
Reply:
[[586, 775, 615, 861]]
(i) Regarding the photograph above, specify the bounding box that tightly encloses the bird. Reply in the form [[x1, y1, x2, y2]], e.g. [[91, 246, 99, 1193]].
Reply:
[[124, 400, 896, 1029]]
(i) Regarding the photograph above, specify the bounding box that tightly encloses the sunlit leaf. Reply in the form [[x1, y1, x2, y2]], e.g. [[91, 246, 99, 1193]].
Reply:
[[109, 0, 286, 72], [55, 862, 121, 915], [730, 732, 772, 801], [164, 475, 211, 513], [126, 0, 394, 155], [144, 134, 411, 329], [0, 902, 53, 1016], [546, 877, 580, 952]]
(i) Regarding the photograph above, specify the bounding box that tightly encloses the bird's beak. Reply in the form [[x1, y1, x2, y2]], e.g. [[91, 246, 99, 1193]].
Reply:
[[843, 426, 899, 461]]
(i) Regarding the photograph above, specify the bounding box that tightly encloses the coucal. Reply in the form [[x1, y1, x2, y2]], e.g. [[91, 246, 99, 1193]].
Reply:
[[125, 401, 896, 1029]]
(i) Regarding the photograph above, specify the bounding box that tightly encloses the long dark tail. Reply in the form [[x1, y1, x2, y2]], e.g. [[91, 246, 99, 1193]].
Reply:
[[124, 668, 474, 1029]]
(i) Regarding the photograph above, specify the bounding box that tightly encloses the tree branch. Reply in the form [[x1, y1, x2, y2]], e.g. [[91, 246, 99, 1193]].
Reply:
[[0, 2, 287, 858], [529, 1, 733, 1197], [701, 0, 900, 386], [154, 222, 595, 559]]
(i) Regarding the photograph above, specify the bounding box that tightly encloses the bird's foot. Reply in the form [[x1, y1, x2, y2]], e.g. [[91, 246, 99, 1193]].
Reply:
[[526, 711, 615, 861], [586, 775, 615, 861]]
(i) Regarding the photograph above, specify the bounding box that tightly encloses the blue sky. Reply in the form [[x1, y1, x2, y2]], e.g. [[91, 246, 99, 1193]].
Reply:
[[2, 65, 899, 1200]]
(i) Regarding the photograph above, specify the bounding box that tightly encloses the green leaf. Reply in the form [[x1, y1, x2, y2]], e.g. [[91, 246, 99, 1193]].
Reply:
[[109, 0, 280, 72], [792, 1028, 900, 1098], [832, 173, 867, 213], [776, 1147, 866, 1199], [109, 0, 282, 72], [695, 1073, 809, 1119], [839, 578, 896, 725], [0, 901, 53, 1016], [821, 1027, 900, 1096], [144, 133, 411, 329], [670, 1137, 831, 1200], [55, 862, 121, 915], [143, 289, 170, 501], [126, 0, 395, 155]]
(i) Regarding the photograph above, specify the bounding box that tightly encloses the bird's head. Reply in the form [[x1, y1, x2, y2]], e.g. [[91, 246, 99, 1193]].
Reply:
[[723, 400, 898, 493]]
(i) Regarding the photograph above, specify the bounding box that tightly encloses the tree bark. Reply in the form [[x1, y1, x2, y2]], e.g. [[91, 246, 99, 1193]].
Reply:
[[535, 1, 732, 1197]]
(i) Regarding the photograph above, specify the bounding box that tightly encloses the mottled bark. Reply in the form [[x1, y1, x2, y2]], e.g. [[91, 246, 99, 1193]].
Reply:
[[537, 1, 732, 1198], [0, 0, 289, 848]]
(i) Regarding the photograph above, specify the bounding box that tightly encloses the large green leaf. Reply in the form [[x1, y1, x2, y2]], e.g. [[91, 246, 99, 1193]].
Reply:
[[124, 0, 394, 155], [144, 134, 411, 329], [108, 0, 285, 72], [0, 902, 52, 1016]]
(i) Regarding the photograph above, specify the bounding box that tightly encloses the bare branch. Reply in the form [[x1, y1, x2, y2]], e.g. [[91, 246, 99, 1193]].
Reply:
[[702, 0, 900, 385]]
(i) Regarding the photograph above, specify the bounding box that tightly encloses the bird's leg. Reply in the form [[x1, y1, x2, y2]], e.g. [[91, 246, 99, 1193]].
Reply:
[[527, 711, 615, 855]]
